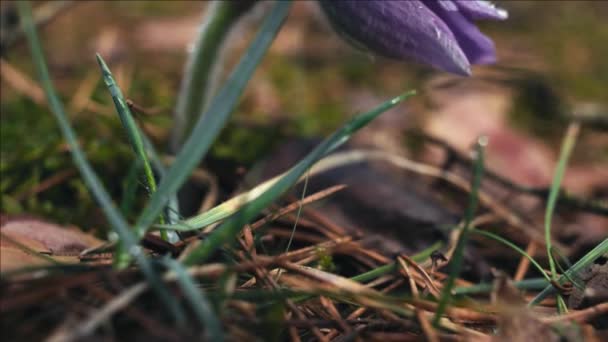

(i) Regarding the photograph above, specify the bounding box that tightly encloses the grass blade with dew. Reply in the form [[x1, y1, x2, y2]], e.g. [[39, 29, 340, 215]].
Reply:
[[163, 257, 223, 341], [433, 137, 486, 326], [133, 0, 292, 239], [542, 123, 580, 313], [96, 54, 169, 241], [182, 91, 415, 265], [471, 229, 551, 282], [16, 1, 186, 324]]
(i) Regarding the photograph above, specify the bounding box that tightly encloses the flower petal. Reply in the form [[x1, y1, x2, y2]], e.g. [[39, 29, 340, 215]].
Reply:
[[319, 0, 472, 75], [453, 0, 508, 21], [424, 1, 498, 65]]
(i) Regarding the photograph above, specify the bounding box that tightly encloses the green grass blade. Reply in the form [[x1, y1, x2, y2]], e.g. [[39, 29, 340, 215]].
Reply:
[[290, 239, 438, 304], [433, 137, 486, 326], [163, 258, 223, 341], [120, 160, 141, 217], [529, 238, 608, 306], [285, 172, 310, 253], [552, 247, 574, 269], [350, 263, 397, 283], [16, 0, 185, 323], [350, 241, 442, 283], [471, 229, 550, 282], [183, 91, 415, 265], [556, 295, 569, 313], [133, 0, 292, 237], [544, 124, 579, 284], [171, 1, 256, 150], [454, 278, 548, 295], [96, 54, 158, 200], [140, 134, 181, 226], [96, 54, 168, 241], [542, 124, 580, 313]]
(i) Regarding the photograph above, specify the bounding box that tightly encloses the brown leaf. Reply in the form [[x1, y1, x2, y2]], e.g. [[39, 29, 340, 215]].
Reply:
[[1, 217, 102, 254], [0, 216, 104, 272], [0, 243, 53, 271]]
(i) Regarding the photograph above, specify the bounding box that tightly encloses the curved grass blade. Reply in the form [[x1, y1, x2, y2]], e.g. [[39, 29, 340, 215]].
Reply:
[[16, 1, 186, 323], [529, 238, 608, 306], [471, 229, 550, 282], [163, 258, 223, 341], [183, 91, 416, 265], [433, 137, 486, 326], [133, 1, 293, 237], [541, 123, 580, 312]]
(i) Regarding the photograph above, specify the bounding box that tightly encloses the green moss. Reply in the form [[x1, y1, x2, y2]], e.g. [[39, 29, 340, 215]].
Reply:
[[1, 99, 60, 168], [0, 98, 136, 228], [316, 248, 336, 273]]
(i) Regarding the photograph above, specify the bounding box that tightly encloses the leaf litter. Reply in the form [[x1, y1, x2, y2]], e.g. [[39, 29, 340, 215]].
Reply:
[[2, 133, 607, 340], [2, 1, 608, 341]]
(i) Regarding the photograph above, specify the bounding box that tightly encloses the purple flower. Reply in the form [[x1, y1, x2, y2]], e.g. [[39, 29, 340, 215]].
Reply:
[[319, 0, 508, 76]]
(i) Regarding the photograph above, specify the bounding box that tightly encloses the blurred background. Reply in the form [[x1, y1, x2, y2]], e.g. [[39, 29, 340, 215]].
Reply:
[[1, 1, 606, 247]]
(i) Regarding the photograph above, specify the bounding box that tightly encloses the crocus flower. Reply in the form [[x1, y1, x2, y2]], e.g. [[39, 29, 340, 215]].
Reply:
[[319, 0, 508, 76]]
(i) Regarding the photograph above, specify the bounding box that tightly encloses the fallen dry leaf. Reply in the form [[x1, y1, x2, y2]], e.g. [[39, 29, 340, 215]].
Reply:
[[1, 216, 104, 272], [0, 235, 52, 271]]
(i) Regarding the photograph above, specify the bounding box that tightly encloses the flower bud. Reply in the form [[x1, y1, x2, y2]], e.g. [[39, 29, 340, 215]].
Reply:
[[319, 0, 507, 76]]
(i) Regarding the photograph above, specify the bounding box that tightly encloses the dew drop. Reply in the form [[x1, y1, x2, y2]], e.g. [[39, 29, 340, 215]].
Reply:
[[108, 232, 119, 242]]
